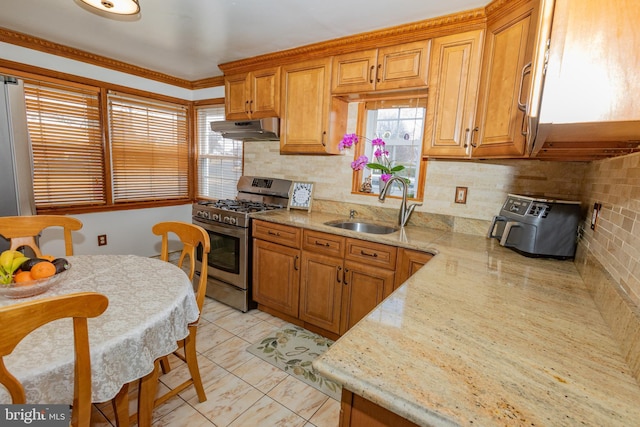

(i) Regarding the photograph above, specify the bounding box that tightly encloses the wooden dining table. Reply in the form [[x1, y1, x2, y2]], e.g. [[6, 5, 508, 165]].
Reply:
[[0, 254, 200, 426]]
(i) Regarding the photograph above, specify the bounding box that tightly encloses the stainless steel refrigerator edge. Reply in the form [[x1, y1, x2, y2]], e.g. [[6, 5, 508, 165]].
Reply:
[[0, 76, 35, 251]]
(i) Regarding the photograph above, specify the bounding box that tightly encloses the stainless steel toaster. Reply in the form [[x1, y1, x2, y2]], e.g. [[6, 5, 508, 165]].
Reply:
[[487, 194, 582, 259]]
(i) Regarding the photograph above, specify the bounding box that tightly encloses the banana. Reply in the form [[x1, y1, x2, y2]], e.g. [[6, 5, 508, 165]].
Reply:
[[0, 250, 20, 272], [9, 256, 29, 274]]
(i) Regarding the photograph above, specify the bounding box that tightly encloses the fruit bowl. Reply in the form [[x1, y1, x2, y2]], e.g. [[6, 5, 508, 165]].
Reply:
[[0, 265, 71, 299]]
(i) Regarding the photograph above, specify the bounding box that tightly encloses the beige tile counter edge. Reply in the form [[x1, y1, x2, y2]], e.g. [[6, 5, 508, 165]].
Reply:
[[251, 210, 640, 426]]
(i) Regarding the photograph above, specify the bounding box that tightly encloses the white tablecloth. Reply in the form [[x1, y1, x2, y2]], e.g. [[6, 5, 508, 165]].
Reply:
[[0, 254, 200, 404]]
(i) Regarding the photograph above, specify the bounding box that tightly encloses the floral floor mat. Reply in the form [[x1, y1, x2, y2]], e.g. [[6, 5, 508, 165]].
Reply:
[[246, 324, 342, 400]]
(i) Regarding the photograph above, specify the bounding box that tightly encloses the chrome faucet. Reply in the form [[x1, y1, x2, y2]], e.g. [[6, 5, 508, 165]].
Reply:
[[349, 209, 357, 219], [378, 177, 421, 227]]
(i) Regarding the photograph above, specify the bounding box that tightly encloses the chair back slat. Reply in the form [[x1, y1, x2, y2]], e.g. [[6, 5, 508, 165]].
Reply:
[[152, 221, 210, 314], [0, 215, 83, 257]]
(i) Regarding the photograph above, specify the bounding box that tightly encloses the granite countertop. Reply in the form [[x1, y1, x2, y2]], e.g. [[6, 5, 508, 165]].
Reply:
[[251, 209, 640, 426]]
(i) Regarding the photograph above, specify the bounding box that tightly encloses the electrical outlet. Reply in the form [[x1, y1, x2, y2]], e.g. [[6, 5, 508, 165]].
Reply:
[[98, 234, 107, 246], [455, 186, 468, 204]]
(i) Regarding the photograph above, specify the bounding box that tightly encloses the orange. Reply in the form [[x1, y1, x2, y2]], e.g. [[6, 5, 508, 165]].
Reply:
[[40, 255, 56, 261], [13, 271, 34, 284], [30, 261, 56, 279]]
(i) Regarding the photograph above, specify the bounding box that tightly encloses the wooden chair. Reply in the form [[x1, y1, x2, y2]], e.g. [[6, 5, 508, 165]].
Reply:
[[111, 221, 210, 427], [0, 215, 83, 257], [0, 292, 108, 427]]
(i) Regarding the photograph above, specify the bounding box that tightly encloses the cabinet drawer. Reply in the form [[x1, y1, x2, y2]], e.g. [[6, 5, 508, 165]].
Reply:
[[302, 229, 345, 257], [252, 220, 301, 248], [346, 239, 397, 270]]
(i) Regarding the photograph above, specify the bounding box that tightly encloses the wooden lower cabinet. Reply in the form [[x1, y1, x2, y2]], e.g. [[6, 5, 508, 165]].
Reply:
[[252, 238, 300, 317], [299, 251, 343, 334], [395, 248, 434, 290], [340, 389, 419, 427], [340, 260, 395, 334], [253, 222, 433, 338]]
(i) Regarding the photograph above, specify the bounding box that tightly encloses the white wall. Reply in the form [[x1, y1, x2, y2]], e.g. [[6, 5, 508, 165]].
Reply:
[[0, 42, 224, 100], [39, 204, 192, 257]]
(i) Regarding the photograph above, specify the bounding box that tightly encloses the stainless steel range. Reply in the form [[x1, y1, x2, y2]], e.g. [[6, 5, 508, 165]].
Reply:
[[192, 176, 292, 312]]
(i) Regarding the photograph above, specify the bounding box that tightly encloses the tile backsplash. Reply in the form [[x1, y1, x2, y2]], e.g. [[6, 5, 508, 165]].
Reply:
[[578, 152, 640, 306], [243, 140, 588, 223]]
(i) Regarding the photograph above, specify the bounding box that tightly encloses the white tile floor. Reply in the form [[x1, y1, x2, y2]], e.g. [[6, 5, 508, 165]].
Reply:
[[91, 297, 341, 426]]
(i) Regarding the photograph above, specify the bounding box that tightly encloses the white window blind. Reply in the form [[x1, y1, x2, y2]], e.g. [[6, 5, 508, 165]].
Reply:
[[196, 105, 243, 200], [23, 80, 106, 208], [108, 92, 189, 202]]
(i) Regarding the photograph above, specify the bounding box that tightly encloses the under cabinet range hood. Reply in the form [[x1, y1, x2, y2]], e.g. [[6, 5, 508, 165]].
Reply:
[[210, 118, 280, 141]]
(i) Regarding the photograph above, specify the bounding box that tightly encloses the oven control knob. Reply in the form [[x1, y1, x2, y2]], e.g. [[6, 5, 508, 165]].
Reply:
[[212, 213, 220, 221], [229, 217, 237, 225]]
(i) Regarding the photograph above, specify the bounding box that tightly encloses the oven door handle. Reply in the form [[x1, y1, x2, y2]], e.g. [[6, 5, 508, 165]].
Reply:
[[192, 218, 247, 238]]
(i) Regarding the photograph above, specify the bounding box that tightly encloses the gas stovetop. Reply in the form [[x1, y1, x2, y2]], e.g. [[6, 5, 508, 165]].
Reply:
[[193, 199, 285, 227], [200, 199, 285, 213], [193, 176, 292, 228]]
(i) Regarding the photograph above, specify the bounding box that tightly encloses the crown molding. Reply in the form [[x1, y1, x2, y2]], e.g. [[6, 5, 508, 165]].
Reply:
[[2, 5, 490, 87], [219, 7, 487, 74], [192, 76, 225, 89], [0, 27, 199, 89]]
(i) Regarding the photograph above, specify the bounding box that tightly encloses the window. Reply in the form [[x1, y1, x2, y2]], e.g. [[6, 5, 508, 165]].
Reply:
[[22, 76, 191, 212], [354, 99, 427, 199], [108, 92, 189, 202], [24, 80, 106, 208], [195, 105, 243, 200]]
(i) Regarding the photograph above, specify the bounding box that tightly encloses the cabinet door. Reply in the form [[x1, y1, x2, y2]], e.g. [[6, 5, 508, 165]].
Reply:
[[376, 40, 430, 92], [281, 58, 330, 153], [473, 0, 537, 158], [423, 30, 483, 158], [250, 67, 280, 118], [299, 252, 343, 334], [252, 239, 300, 317], [394, 248, 433, 290], [332, 49, 378, 94], [340, 261, 395, 334], [225, 73, 250, 119]]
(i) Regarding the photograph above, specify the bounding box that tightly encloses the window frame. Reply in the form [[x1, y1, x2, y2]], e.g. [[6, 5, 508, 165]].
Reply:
[[350, 101, 427, 202]]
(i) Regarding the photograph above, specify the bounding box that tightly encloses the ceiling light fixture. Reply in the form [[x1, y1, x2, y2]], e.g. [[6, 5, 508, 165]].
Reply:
[[78, 0, 140, 15]]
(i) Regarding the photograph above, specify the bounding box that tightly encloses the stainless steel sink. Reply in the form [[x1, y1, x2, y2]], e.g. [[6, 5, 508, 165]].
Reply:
[[324, 220, 398, 235]]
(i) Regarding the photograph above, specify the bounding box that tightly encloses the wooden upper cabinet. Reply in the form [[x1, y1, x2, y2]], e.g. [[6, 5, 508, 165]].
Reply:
[[529, 0, 640, 159], [224, 67, 280, 120], [422, 30, 484, 158], [280, 58, 348, 154], [331, 40, 431, 94], [472, 0, 538, 158]]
